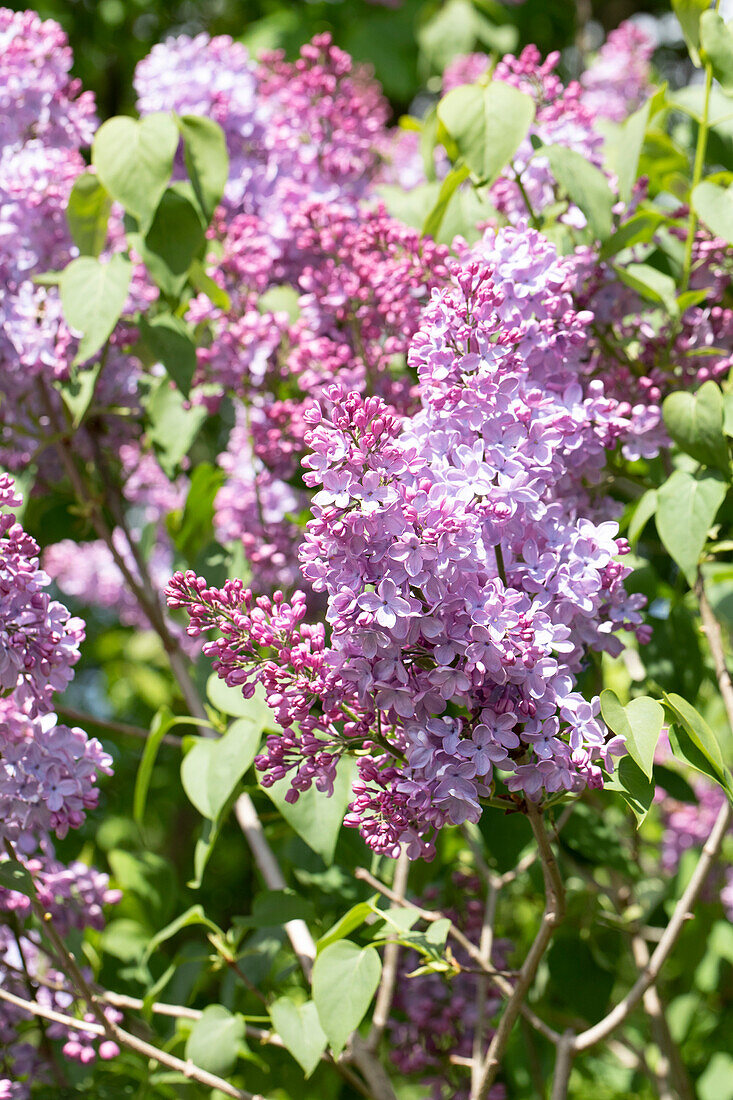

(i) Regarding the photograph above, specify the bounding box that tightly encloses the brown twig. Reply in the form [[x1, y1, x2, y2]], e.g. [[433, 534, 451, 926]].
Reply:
[[0, 985, 264, 1100], [367, 849, 410, 1052], [475, 801, 566, 1098], [56, 706, 182, 747]]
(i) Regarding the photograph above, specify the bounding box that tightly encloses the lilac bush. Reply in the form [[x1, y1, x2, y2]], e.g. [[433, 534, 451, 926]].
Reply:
[[2, 3, 733, 1099]]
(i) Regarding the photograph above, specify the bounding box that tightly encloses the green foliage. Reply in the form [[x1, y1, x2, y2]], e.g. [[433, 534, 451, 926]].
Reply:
[[92, 113, 178, 229], [184, 1005, 246, 1077], [269, 998, 328, 1076], [605, 755, 656, 825], [664, 693, 733, 799], [437, 80, 535, 185], [139, 314, 198, 397], [542, 144, 615, 241], [133, 706, 177, 826], [177, 114, 230, 220], [656, 469, 727, 585], [700, 11, 733, 94], [146, 379, 208, 477], [672, 0, 711, 66], [312, 941, 382, 1056], [663, 382, 731, 474], [692, 180, 733, 243], [140, 185, 206, 299], [260, 756, 356, 865], [180, 718, 262, 820], [600, 691, 665, 779], [66, 172, 112, 257], [60, 253, 132, 366]]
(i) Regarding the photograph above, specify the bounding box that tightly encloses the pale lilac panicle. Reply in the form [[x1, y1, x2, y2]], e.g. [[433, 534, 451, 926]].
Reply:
[[0, 474, 84, 715], [0, 7, 96, 150], [580, 20, 655, 122], [0, 700, 112, 846], [172, 229, 644, 858]]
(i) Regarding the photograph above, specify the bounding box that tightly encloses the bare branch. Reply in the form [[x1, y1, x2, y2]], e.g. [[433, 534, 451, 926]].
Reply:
[[367, 848, 410, 1052], [0, 985, 264, 1100], [550, 1030, 575, 1100], [474, 800, 566, 1098]]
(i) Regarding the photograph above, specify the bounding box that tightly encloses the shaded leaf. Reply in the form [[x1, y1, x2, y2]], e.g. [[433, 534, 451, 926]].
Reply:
[[60, 254, 132, 366], [66, 171, 111, 257], [605, 755, 655, 825], [139, 314, 197, 397], [270, 998, 327, 1078], [312, 941, 382, 1057], [185, 1005, 245, 1078], [542, 144, 615, 240], [656, 469, 727, 585], [178, 114, 229, 221]]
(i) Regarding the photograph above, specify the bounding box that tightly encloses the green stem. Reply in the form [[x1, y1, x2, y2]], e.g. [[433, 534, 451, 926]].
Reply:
[[681, 8, 720, 291]]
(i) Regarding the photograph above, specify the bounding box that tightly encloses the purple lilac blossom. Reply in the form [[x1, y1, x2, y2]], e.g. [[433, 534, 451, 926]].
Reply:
[[169, 226, 646, 859]]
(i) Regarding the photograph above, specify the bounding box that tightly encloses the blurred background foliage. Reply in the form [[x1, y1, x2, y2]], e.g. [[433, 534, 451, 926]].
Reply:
[[6, 0, 690, 119]]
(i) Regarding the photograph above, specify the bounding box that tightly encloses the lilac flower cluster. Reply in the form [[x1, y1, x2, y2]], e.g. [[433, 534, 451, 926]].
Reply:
[[0, 475, 84, 715], [0, 7, 96, 149], [0, 10, 94, 473], [188, 198, 450, 586], [0, 923, 121, 1097], [0, 467, 119, 1085], [658, 778, 733, 920], [135, 31, 387, 224], [580, 21, 655, 123], [171, 227, 647, 858], [0, 700, 112, 847]]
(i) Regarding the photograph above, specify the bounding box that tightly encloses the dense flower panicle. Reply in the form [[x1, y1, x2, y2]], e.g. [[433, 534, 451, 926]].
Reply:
[[173, 229, 646, 857], [0, 7, 96, 150], [0, 475, 85, 714], [580, 20, 655, 122], [388, 872, 508, 1099], [0, 701, 112, 845], [258, 35, 389, 201], [191, 201, 451, 585], [213, 406, 307, 590]]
